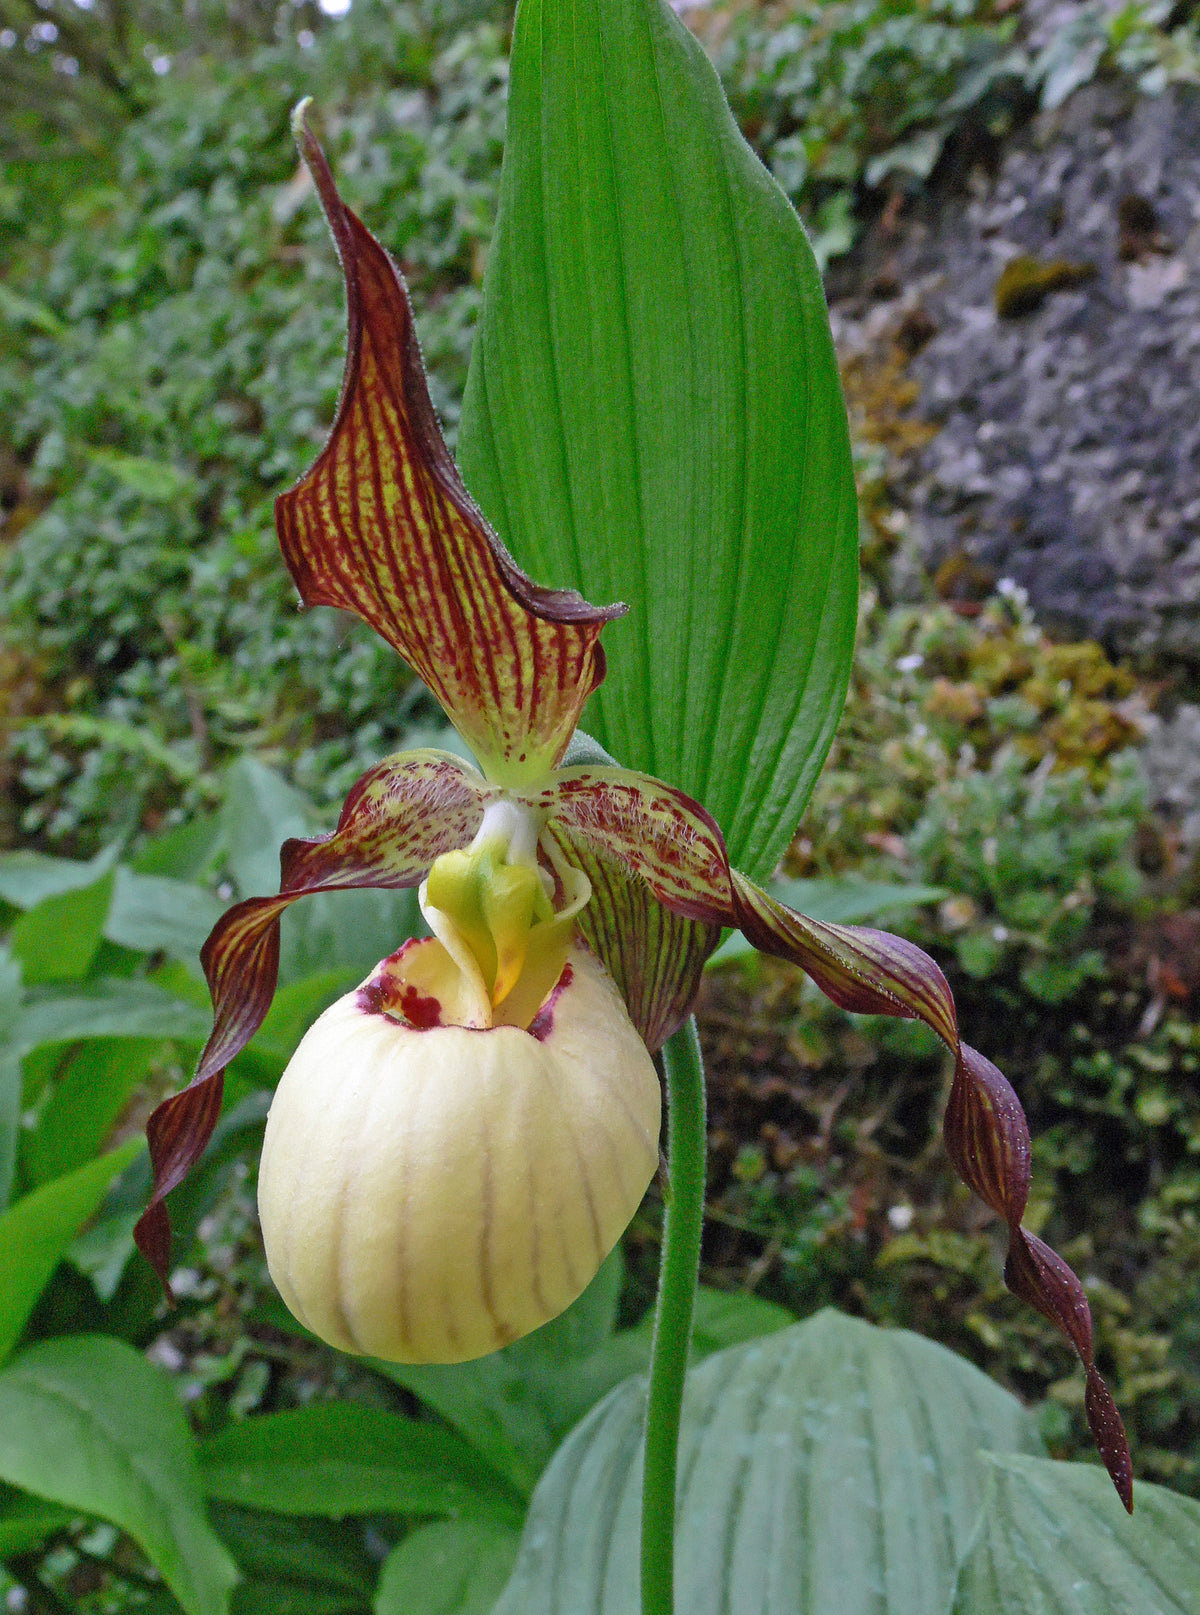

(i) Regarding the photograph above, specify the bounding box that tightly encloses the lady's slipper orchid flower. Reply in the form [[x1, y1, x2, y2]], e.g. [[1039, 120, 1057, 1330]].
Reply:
[[135, 115, 1131, 1507]]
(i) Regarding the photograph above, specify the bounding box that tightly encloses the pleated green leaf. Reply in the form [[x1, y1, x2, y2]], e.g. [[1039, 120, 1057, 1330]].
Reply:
[[492, 1309, 1042, 1615], [952, 1454, 1200, 1615], [199, 1403, 522, 1523], [0, 1336, 238, 1615], [458, 0, 858, 882]]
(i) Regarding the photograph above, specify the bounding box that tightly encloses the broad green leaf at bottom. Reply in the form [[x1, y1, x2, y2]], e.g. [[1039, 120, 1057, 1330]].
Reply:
[[492, 1308, 1042, 1615], [951, 1453, 1200, 1614], [0, 1335, 237, 1615]]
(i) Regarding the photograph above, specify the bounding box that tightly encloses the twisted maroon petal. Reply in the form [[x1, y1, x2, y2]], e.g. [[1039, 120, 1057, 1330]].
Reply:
[[134, 751, 493, 1290], [944, 1044, 1031, 1224], [730, 870, 1133, 1510]]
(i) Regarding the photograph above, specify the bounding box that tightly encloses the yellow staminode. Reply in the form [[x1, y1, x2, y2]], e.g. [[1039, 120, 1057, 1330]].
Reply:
[[422, 797, 591, 1029]]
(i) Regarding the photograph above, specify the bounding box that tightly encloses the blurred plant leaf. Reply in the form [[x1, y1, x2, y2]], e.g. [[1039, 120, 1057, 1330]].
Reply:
[[0, 1138, 144, 1365], [88, 447, 198, 502], [131, 812, 223, 881], [459, 0, 858, 882], [375, 1519, 521, 1615], [0, 1484, 75, 1558], [219, 758, 314, 900], [200, 1403, 522, 1523], [7, 870, 116, 986], [13, 978, 213, 1055], [0, 283, 68, 339], [0, 1335, 238, 1615], [277, 887, 422, 991], [213, 1505, 375, 1615], [104, 868, 225, 965], [684, 1287, 795, 1353], [240, 970, 360, 1074], [492, 1309, 1042, 1615], [21, 1036, 160, 1188], [0, 948, 22, 1211], [950, 1453, 1200, 1614], [0, 845, 122, 910], [19, 714, 201, 784]]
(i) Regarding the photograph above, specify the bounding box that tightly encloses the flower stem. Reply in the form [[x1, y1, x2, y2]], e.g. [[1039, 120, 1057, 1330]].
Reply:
[[641, 1016, 707, 1615]]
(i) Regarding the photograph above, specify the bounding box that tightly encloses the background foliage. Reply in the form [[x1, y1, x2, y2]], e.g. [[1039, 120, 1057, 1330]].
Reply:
[[5, 0, 1195, 851]]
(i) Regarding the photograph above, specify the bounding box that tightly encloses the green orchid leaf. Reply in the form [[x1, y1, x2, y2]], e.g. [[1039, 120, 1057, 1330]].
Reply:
[[104, 868, 226, 965], [277, 887, 422, 991], [491, 1309, 1042, 1615], [219, 757, 315, 901], [130, 809, 222, 882], [459, 0, 858, 882], [237, 970, 359, 1073], [0, 843, 121, 911], [211, 1506, 373, 1614], [0, 1336, 238, 1615], [0, 1138, 144, 1364], [0, 848, 220, 970], [951, 1454, 1200, 1614], [199, 1404, 522, 1524], [375, 1520, 522, 1615]]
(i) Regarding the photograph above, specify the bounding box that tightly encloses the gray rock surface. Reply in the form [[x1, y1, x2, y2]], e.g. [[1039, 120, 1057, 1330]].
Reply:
[[833, 77, 1200, 673], [1141, 701, 1200, 846]]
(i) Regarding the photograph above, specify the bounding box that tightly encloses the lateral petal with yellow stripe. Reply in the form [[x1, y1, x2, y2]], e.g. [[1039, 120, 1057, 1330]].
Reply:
[[529, 765, 732, 926]]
